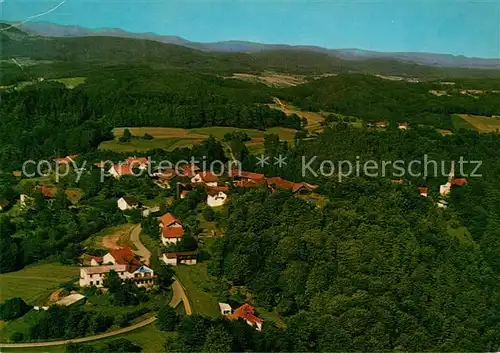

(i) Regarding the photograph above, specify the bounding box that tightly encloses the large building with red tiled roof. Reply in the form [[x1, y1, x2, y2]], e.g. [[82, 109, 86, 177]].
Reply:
[[80, 247, 155, 288]]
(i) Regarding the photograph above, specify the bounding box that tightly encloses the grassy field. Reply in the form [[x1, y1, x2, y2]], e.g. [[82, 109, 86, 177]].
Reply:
[[0, 264, 79, 304], [1, 322, 172, 353], [174, 263, 220, 317], [268, 98, 326, 133], [99, 126, 297, 154], [456, 114, 500, 133], [451, 114, 478, 131], [0, 77, 86, 92], [51, 77, 86, 89]]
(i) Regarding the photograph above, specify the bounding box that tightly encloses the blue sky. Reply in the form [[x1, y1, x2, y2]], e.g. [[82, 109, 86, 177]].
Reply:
[[1, 0, 499, 58]]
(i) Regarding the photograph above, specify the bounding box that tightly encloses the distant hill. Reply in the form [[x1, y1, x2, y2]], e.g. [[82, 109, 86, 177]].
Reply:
[[14, 21, 500, 69], [1, 22, 500, 80]]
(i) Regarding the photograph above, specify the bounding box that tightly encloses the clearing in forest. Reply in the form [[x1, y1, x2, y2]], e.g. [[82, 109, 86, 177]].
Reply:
[[456, 114, 500, 133], [99, 126, 297, 153]]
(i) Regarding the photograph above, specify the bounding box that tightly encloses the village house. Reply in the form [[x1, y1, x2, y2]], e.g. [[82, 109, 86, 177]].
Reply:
[[398, 122, 409, 130], [152, 168, 177, 189], [418, 187, 429, 197], [12, 171, 22, 178], [207, 186, 229, 207], [179, 163, 200, 178], [117, 196, 139, 211], [125, 157, 149, 170], [79, 264, 155, 288], [80, 247, 155, 288], [109, 164, 134, 179], [266, 177, 318, 194], [391, 179, 404, 184], [232, 170, 266, 188], [54, 155, 78, 165], [440, 168, 468, 196], [191, 171, 219, 187], [38, 185, 58, 200], [180, 190, 190, 199], [161, 251, 198, 266], [89, 255, 103, 266], [375, 121, 387, 128], [218, 303, 232, 316], [159, 213, 184, 245], [226, 304, 263, 331]]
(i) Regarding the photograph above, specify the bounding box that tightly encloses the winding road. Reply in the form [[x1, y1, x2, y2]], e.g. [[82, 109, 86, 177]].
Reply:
[[130, 224, 150, 265], [0, 225, 192, 349]]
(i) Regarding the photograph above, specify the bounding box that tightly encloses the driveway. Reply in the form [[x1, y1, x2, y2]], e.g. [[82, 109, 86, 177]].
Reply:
[[130, 224, 150, 265]]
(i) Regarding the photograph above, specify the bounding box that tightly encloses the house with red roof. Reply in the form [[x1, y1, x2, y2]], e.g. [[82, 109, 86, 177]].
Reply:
[[80, 247, 155, 288], [103, 247, 142, 269], [398, 122, 409, 130], [228, 304, 263, 331], [109, 164, 134, 179], [440, 167, 468, 196], [231, 170, 266, 183], [159, 213, 184, 245], [418, 186, 429, 197], [54, 155, 78, 165], [191, 171, 219, 187], [179, 163, 200, 178], [207, 186, 229, 207], [266, 177, 317, 194], [126, 157, 149, 170]]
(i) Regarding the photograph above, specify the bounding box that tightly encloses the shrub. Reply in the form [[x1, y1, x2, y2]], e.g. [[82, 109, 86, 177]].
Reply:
[[0, 297, 32, 321]]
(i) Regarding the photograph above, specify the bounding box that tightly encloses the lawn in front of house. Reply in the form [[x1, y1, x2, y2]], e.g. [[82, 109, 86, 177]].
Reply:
[[0, 264, 79, 304]]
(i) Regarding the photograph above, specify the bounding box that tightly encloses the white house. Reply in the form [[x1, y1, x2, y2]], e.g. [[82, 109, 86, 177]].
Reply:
[[398, 122, 409, 130], [207, 187, 229, 207], [159, 213, 184, 245], [191, 171, 218, 187], [79, 264, 155, 288], [161, 252, 197, 266], [219, 303, 232, 316], [117, 196, 139, 211]]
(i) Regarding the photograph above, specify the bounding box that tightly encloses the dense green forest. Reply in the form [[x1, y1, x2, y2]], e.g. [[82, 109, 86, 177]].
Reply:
[[278, 74, 500, 129], [0, 67, 300, 170], [1, 24, 500, 351]]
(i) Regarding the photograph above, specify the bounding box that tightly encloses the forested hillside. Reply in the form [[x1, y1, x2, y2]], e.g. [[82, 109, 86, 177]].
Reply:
[[0, 67, 300, 170], [210, 124, 500, 351], [278, 74, 500, 128]]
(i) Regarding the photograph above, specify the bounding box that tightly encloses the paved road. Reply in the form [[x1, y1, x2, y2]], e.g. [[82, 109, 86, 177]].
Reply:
[[130, 224, 150, 265], [0, 316, 157, 348]]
